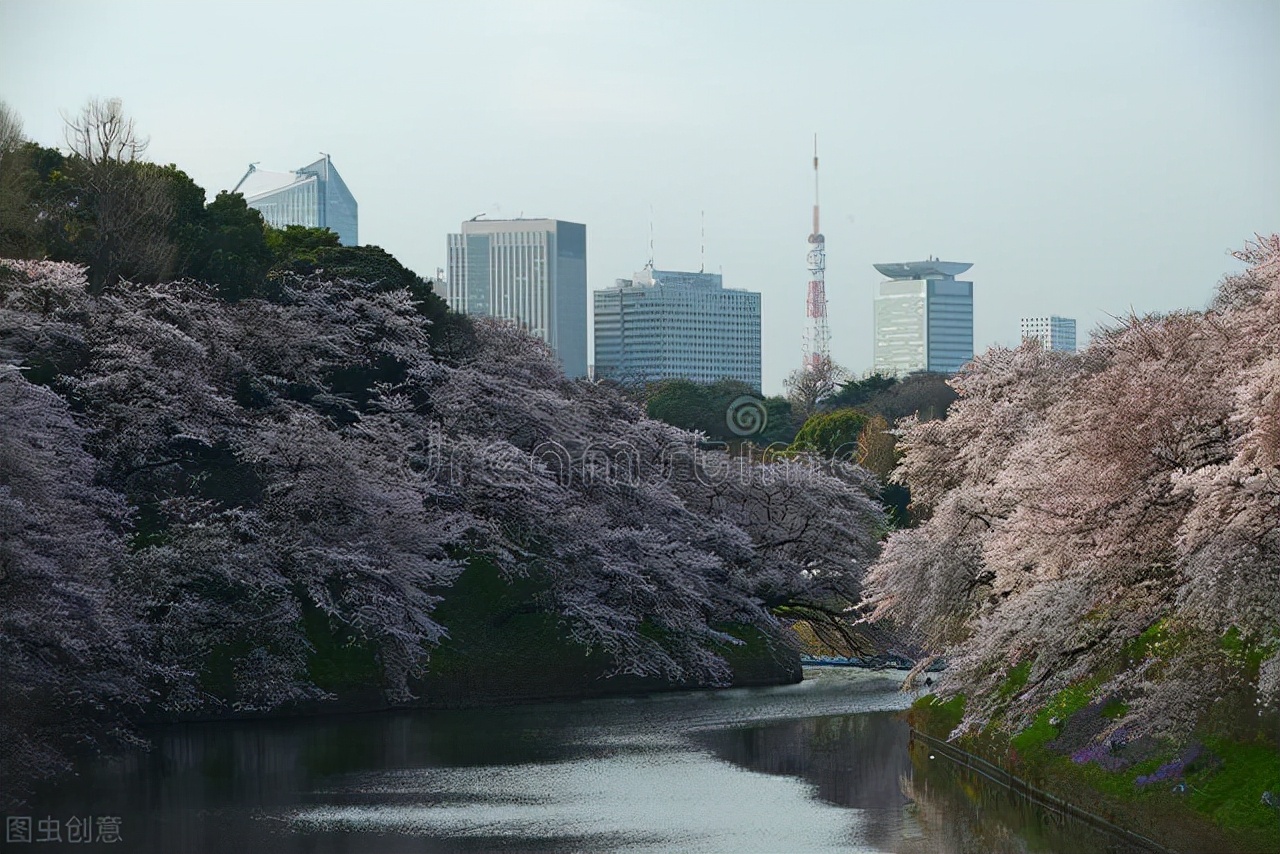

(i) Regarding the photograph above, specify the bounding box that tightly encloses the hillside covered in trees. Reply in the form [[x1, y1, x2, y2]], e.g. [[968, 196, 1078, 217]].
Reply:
[[872, 236, 1280, 848], [0, 253, 892, 801]]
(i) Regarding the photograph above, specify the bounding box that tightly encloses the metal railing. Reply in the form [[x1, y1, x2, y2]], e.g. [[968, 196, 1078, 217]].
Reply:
[[910, 727, 1173, 853]]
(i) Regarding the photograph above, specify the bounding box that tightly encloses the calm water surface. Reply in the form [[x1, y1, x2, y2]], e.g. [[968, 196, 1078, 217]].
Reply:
[[27, 668, 1150, 853]]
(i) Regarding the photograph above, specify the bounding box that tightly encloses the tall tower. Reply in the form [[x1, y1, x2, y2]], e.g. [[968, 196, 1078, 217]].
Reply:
[[803, 135, 830, 371]]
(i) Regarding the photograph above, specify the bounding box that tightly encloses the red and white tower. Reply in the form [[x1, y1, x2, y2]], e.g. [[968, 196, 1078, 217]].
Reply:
[[803, 134, 830, 371]]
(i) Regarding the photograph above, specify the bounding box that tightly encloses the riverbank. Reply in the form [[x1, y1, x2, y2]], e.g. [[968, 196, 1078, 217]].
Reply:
[[910, 692, 1280, 854]]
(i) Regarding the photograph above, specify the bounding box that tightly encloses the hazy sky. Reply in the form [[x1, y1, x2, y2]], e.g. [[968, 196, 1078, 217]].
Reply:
[[2, 0, 1277, 393]]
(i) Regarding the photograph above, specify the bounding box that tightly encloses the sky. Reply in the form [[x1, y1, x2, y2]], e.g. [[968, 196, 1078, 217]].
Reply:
[[2, 0, 1277, 394]]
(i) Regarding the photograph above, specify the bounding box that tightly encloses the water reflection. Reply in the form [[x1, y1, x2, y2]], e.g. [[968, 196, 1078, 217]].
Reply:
[[25, 670, 1152, 853], [698, 711, 1154, 853]]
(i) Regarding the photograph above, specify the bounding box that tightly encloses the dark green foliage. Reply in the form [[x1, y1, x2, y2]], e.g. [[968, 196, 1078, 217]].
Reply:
[[759, 395, 799, 445], [644, 378, 789, 442], [0, 142, 69, 259], [185, 192, 273, 299], [304, 605, 383, 696], [869, 372, 958, 421], [646, 379, 713, 433], [824, 372, 957, 422], [264, 223, 341, 264], [419, 561, 800, 706], [824, 372, 897, 410], [2, 149, 211, 290], [789, 408, 870, 458], [418, 559, 615, 706]]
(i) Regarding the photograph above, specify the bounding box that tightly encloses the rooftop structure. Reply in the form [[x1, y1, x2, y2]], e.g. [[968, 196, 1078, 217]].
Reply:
[[873, 260, 973, 281], [873, 257, 974, 375]]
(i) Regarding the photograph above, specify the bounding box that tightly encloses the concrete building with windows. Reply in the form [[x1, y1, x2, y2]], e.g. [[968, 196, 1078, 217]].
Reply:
[[1021, 315, 1077, 352], [233, 155, 358, 246], [593, 265, 762, 391], [872, 259, 974, 375], [444, 218, 588, 378]]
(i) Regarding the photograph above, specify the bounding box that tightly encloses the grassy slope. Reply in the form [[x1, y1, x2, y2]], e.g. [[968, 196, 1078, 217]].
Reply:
[[910, 683, 1280, 854]]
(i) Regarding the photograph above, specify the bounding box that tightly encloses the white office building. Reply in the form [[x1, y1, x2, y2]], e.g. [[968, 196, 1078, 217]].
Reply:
[[1021, 316, 1077, 352], [873, 259, 974, 375], [232, 155, 358, 246], [594, 266, 762, 390], [444, 218, 588, 378]]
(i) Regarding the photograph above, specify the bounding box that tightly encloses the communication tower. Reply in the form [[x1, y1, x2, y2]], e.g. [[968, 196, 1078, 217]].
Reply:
[[803, 135, 830, 371]]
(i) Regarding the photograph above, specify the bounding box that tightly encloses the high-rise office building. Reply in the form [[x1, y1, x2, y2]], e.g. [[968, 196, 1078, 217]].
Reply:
[[873, 259, 974, 375], [1021, 316, 1077, 352], [594, 266, 762, 390], [233, 155, 358, 246], [444, 218, 588, 378]]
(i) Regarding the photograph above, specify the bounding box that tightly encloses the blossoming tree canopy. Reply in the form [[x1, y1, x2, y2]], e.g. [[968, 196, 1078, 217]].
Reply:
[[0, 256, 888, 799], [864, 235, 1280, 740]]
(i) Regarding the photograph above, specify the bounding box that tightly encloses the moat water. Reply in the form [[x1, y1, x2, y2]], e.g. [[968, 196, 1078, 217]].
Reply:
[[26, 668, 1151, 852]]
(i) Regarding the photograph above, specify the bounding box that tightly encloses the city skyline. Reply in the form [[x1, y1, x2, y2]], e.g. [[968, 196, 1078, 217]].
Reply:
[[2, 1, 1277, 393]]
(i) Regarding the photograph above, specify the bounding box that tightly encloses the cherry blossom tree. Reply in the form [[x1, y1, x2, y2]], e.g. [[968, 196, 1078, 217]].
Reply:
[[0, 366, 146, 805], [0, 256, 890, 797], [864, 235, 1280, 740]]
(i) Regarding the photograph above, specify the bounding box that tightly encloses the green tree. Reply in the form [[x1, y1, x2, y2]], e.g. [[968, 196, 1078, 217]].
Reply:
[[645, 379, 712, 434], [0, 142, 67, 260], [57, 97, 183, 290], [824, 372, 897, 411], [862, 372, 956, 421], [264, 224, 341, 268], [185, 192, 272, 300], [789, 408, 871, 458], [644, 377, 770, 441], [757, 395, 798, 445]]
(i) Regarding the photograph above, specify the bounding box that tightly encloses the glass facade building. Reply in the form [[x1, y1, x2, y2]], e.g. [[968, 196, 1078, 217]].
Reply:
[[444, 218, 588, 379], [873, 260, 974, 375], [594, 266, 762, 391], [238, 155, 358, 246], [1021, 316, 1077, 352]]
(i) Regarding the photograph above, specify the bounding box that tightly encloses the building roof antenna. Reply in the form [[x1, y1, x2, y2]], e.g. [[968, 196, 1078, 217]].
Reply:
[[648, 204, 655, 269], [700, 210, 706, 274]]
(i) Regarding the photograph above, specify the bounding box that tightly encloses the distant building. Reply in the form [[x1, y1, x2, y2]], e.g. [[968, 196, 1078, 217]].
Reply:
[[444, 218, 588, 378], [1021, 316, 1077, 352], [873, 259, 974, 375], [233, 155, 358, 246], [594, 266, 762, 391]]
